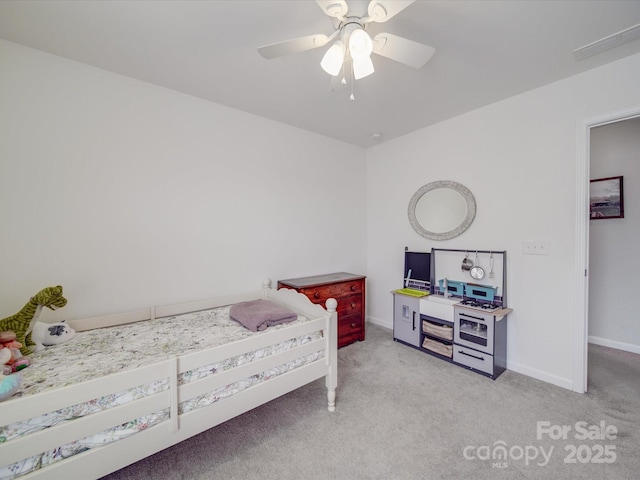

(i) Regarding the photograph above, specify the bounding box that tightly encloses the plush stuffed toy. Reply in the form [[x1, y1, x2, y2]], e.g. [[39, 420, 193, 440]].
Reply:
[[0, 285, 67, 355], [0, 347, 12, 375], [31, 320, 76, 352], [0, 331, 31, 373], [0, 372, 22, 402]]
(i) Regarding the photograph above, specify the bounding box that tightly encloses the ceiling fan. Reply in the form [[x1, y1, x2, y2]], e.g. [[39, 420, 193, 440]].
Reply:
[[258, 0, 435, 84]]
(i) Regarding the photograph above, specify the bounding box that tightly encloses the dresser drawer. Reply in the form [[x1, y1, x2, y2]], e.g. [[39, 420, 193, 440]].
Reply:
[[338, 314, 363, 348], [300, 280, 363, 303], [336, 293, 362, 317], [453, 345, 494, 375]]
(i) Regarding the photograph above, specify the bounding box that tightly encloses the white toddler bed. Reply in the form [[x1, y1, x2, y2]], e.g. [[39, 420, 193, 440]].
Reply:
[[0, 281, 338, 480]]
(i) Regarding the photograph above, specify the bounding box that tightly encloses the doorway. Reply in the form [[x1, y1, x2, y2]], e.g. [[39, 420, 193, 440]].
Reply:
[[575, 105, 640, 393]]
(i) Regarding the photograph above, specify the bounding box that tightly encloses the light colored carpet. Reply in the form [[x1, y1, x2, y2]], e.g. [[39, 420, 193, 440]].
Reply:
[[101, 324, 640, 480]]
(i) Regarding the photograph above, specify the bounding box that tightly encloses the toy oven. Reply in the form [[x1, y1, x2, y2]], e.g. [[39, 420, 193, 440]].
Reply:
[[454, 309, 493, 355]]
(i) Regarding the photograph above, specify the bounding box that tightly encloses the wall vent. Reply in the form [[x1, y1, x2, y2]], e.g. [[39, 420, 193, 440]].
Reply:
[[574, 23, 640, 60]]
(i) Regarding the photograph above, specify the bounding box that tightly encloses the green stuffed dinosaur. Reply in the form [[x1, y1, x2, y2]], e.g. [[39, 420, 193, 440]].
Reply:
[[0, 286, 67, 356]]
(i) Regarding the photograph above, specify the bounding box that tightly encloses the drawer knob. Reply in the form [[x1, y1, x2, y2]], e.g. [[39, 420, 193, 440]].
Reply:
[[350, 285, 356, 291], [351, 322, 357, 328], [314, 292, 320, 299], [351, 302, 356, 309]]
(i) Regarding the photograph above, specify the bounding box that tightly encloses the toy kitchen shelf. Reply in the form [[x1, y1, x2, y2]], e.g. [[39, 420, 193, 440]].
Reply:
[[393, 248, 511, 380]]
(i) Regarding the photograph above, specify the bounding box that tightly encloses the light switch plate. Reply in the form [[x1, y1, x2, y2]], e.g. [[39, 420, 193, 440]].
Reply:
[[523, 240, 549, 255]]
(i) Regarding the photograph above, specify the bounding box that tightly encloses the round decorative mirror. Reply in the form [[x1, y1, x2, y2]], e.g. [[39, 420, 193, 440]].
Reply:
[[408, 180, 476, 241]]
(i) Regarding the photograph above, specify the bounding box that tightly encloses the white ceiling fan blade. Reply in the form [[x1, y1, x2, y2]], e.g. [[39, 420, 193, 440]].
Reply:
[[372, 33, 435, 68], [316, 0, 348, 19], [258, 34, 330, 59], [367, 0, 415, 23]]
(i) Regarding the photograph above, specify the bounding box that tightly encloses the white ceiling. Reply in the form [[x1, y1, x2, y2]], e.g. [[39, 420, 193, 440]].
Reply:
[[2, 0, 640, 147]]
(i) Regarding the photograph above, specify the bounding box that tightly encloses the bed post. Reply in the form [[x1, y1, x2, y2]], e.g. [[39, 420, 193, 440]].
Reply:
[[325, 298, 338, 412], [261, 279, 272, 298]]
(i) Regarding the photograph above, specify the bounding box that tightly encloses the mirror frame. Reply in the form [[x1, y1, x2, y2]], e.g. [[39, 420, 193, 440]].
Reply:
[[408, 180, 476, 241]]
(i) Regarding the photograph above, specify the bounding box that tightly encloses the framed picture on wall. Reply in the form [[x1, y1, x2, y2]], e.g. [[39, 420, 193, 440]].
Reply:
[[590, 176, 624, 219]]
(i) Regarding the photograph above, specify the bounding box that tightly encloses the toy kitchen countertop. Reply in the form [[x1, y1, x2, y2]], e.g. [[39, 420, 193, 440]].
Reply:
[[454, 301, 513, 319]]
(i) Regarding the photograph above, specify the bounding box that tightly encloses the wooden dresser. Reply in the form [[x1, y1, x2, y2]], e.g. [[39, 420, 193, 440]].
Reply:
[[277, 272, 366, 349]]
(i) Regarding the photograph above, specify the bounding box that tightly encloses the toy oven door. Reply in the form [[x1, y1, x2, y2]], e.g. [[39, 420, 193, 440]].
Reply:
[[454, 309, 493, 354]]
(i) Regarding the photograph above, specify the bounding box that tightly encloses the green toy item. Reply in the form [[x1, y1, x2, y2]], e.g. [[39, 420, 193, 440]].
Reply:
[[0, 286, 67, 356]]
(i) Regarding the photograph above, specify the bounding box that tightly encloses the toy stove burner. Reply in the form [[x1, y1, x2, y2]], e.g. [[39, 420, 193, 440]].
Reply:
[[459, 299, 501, 312]]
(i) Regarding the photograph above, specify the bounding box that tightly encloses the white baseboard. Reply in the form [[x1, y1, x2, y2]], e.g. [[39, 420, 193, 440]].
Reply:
[[506, 361, 574, 391], [588, 336, 640, 355], [367, 316, 392, 331]]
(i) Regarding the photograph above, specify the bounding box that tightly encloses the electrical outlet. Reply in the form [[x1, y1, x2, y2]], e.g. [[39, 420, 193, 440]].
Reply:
[[523, 240, 549, 255]]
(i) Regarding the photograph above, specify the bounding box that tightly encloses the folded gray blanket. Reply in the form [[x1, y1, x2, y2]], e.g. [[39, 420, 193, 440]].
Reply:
[[229, 299, 298, 332]]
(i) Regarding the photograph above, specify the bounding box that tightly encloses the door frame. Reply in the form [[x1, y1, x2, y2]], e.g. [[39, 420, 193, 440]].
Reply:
[[574, 104, 640, 393]]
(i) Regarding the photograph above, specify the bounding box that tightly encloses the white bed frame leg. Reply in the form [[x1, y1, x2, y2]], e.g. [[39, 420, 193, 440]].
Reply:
[[327, 389, 336, 412], [325, 298, 338, 412]]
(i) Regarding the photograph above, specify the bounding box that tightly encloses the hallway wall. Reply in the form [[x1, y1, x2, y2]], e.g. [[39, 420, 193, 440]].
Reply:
[[589, 117, 640, 353]]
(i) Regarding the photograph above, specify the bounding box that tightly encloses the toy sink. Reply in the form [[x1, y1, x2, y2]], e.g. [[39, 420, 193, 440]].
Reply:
[[438, 279, 465, 297]]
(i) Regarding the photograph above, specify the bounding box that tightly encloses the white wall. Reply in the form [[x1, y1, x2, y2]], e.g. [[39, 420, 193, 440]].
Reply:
[[589, 118, 640, 353], [0, 40, 366, 321], [3, 37, 640, 392], [366, 52, 640, 390]]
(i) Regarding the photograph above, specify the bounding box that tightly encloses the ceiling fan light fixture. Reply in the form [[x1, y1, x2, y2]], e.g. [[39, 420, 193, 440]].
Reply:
[[353, 55, 374, 79], [320, 40, 345, 76], [348, 28, 373, 60]]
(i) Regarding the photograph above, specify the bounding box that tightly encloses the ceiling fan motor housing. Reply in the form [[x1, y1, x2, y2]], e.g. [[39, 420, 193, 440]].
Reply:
[[340, 19, 367, 39]]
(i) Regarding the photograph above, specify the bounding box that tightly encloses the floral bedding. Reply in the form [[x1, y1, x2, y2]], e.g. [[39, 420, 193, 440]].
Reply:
[[0, 305, 323, 479]]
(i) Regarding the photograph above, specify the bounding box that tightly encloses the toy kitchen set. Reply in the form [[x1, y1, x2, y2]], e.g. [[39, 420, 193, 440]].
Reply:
[[392, 248, 512, 379]]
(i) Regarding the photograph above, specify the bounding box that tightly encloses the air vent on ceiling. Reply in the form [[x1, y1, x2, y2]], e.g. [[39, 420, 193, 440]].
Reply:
[[574, 23, 640, 60]]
